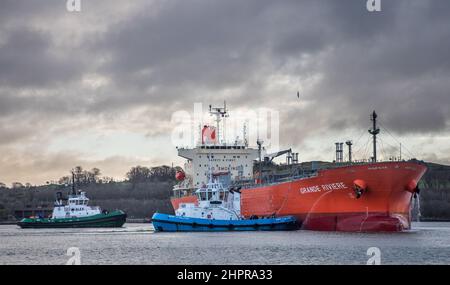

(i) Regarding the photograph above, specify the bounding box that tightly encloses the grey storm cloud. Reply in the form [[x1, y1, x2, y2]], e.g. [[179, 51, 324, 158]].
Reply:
[[89, 0, 450, 135], [0, 26, 85, 87], [0, 0, 449, 165]]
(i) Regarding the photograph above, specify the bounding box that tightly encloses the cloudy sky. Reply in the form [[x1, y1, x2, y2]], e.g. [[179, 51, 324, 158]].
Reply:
[[0, 0, 449, 185]]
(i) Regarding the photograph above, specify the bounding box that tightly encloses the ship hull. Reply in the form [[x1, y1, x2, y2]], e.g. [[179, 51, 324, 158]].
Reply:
[[17, 210, 127, 229], [171, 162, 427, 232]]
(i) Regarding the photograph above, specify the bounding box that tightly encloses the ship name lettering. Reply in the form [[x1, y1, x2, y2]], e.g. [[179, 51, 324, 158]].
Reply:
[[321, 182, 347, 191], [300, 182, 347, 194], [300, 185, 321, 194]]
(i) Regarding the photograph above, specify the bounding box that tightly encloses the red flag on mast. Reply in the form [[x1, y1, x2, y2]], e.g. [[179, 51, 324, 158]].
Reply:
[[202, 125, 217, 144]]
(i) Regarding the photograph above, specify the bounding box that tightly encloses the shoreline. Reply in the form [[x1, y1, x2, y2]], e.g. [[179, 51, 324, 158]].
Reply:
[[0, 221, 18, 225], [416, 218, 450, 222], [1, 219, 450, 226]]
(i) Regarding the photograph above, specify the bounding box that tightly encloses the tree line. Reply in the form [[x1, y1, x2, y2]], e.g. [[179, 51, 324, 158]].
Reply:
[[126, 165, 181, 185], [0, 165, 179, 189]]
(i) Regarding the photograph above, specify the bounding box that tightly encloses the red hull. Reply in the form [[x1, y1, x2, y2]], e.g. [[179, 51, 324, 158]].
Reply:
[[171, 161, 427, 232]]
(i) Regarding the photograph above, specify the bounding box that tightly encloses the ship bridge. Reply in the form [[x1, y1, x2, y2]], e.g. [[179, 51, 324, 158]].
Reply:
[[177, 145, 259, 189]]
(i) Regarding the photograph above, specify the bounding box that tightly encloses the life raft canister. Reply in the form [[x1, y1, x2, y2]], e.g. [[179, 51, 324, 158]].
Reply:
[[175, 171, 185, 181], [353, 179, 367, 199]]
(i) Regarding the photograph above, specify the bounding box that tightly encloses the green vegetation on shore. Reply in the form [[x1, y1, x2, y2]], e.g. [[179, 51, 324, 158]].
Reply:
[[0, 165, 177, 220], [419, 162, 450, 219]]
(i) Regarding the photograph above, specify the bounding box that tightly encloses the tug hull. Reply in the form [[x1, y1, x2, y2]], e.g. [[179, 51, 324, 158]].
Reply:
[[151, 213, 299, 232], [18, 210, 127, 228]]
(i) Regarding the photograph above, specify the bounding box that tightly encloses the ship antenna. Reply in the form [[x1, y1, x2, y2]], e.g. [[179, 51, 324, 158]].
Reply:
[[71, 170, 76, 196], [368, 110, 380, 162], [208, 153, 213, 183], [223, 101, 227, 143], [257, 139, 263, 184], [243, 123, 248, 147], [209, 101, 229, 144]]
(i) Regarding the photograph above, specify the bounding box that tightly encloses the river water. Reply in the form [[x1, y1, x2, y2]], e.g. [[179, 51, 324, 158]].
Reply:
[[0, 222, 448, 265]]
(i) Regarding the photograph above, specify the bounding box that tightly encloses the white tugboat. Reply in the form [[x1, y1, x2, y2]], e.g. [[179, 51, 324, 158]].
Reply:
[[175, 164, 241, 221], [18, 173, 127, 228]]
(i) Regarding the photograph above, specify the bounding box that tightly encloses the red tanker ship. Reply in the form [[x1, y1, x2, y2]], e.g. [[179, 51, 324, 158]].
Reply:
[[239, 161, 425, 231], [171, 105, 426, 232]]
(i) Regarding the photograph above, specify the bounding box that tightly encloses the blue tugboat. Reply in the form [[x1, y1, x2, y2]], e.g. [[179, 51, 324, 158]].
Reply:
[[152, 213, 298, 232], [151, 161, 299, 232]]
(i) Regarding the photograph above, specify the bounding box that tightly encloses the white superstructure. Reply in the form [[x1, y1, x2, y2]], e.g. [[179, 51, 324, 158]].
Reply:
[[176, 164, 242, 220], [52, 191, 101, 219], [173, 103, 259, 197]]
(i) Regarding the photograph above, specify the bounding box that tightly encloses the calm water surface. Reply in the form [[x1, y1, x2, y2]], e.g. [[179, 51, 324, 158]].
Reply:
[[0, 222, 448, 265]]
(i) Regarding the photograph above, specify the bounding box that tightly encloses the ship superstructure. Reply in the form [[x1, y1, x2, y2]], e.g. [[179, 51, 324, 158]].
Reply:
[[52, 191, 101, 219], [172, 102, 259, 203]]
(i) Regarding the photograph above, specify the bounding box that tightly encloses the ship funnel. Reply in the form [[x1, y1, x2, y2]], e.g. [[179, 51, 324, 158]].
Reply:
[[346, 141, 353, 163], [335, 142, 344, 163]]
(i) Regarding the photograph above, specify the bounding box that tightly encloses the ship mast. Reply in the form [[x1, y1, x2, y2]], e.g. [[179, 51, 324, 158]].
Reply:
[[209, 101, 229, 144], [346, 140, 353, 163], [71, 171, 76, 196], [368, 111, 380, 162], [257, 139, 263, 184], [208, 153, 213, 183]]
